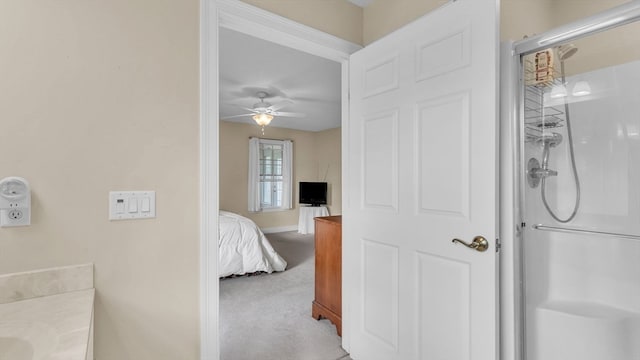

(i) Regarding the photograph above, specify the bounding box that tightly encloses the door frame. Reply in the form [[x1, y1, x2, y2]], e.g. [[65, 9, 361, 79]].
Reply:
[[199, 1, 361, 359]]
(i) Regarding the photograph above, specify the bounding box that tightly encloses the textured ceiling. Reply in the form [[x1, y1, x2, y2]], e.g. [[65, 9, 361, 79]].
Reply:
[[219, 28, 342, 132]]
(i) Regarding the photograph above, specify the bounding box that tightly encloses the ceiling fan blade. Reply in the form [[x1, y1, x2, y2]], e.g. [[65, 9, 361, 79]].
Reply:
[[269, 100, 294, 112], [227, 103, 259, 112], [231, 86, 287, 100], [273, 111, 307, 117], [221, 113, 254, 120]]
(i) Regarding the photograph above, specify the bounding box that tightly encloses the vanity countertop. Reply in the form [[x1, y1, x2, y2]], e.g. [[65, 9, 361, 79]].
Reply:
[[0, 289, 94, 360], [0, 264, 94, 360]]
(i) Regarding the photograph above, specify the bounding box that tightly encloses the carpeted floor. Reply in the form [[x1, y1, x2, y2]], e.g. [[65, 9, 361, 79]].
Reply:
[[219, 231, 351, 360]]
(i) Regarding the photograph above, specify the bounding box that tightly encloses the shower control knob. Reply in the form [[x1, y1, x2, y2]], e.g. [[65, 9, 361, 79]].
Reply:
[[451, 236, 489, 252]]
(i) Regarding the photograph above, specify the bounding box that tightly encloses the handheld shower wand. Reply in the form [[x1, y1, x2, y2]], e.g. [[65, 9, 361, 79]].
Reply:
[[540, 132, 562, 173], [540, 44, 581, 223]]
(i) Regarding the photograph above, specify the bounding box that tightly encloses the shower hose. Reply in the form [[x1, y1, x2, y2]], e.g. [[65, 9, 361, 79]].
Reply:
[[540, 59, 581, 223]]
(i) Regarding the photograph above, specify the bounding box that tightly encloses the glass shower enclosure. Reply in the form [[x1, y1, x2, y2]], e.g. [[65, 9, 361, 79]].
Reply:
[[513, 3, 640, 360]]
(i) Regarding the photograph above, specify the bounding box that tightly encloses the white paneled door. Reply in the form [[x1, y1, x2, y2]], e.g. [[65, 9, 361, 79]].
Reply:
[[344, 0, 499, 359]]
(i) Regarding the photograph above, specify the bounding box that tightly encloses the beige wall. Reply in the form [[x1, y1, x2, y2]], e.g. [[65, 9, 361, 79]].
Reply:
[[363, 0, 447, 45], [501, 0, 555, 41], [0, 0, 199, 359], [220, 121, 342, 229], [363, 0, 635, 48], [502, 0, 638, 75], [315, 127, 343, 216], [240, 0, 364, 45], [362, 0, 546, 44], [362, 0, 537, 44], [501, 0, 631, 42], [550, 0, 639, 75], [549, 0, 630, 27]]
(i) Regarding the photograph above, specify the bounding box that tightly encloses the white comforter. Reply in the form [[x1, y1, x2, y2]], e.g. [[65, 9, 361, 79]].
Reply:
[[219, 211, 287, 277]]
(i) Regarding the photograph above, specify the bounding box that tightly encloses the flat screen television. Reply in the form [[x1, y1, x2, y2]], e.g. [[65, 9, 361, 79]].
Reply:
[[299, 182, 328, 206]]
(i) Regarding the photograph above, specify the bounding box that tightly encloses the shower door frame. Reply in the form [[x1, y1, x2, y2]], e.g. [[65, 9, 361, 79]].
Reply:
[[505, 2, 640, 360]]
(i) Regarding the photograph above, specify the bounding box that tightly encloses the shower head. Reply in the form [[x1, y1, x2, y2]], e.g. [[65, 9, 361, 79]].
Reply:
[[556, 44, 578, 61]]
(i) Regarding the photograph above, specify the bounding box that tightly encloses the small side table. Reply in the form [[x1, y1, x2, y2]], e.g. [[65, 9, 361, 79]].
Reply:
[[298, 206, 329, 234]]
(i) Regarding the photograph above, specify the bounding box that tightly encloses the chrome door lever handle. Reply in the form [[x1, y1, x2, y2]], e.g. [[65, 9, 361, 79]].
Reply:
[[452, 236, 489, 252]]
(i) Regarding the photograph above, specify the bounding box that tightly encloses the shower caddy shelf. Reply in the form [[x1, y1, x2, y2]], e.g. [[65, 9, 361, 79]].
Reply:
[[523, 57, 566, 144]]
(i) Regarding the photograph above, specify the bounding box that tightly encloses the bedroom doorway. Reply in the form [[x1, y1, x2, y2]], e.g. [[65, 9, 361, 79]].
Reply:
[[217, 31, 345, 359], [217, 27, 344, 232], [205, 1, 361, 359]]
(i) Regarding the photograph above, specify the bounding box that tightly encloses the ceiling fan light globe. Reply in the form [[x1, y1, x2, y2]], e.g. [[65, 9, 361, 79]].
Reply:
[[253, 113, 273, 126]]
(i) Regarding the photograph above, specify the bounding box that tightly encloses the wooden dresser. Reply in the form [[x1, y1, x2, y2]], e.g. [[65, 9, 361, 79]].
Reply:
[[312, 215, 342, 336]]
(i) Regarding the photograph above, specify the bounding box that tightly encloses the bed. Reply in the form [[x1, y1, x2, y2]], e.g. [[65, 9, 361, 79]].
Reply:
[[219, 210, 287, 278]]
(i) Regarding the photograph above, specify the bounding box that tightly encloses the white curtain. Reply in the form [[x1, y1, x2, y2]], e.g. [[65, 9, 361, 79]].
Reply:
[[281, 140, 293, 210], [247, 138, 261, 212]]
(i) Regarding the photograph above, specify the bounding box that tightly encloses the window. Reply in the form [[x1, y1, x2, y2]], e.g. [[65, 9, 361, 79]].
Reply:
[[248, 138, 292, 212], [259, 142, 283, 209]]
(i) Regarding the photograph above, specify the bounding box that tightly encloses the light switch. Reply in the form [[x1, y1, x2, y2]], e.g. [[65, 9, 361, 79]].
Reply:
[[128, 198, 138, 213], [109, 191, 156, 220], [141, 197, 150, 212]]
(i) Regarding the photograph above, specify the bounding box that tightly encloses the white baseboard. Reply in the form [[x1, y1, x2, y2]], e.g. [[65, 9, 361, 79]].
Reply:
[[261, 225, 298, 234]]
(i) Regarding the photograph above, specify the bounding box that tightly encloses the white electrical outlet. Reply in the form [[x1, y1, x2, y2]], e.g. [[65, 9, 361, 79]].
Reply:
[[0, 207, 30, 227], [8, 209, 23, 220]]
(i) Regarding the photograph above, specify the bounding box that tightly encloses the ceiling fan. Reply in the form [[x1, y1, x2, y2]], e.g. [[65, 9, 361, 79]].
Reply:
[[222, 91, 306, 131]]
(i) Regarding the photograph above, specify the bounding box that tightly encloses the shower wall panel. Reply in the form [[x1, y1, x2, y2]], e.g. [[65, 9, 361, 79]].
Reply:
[[524, 59, 640, 360]]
